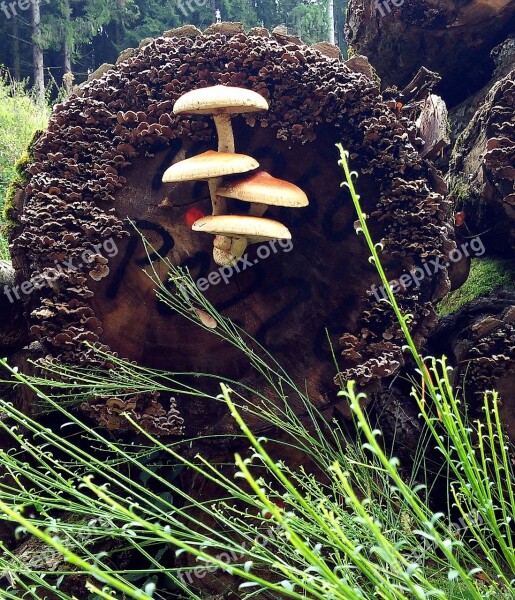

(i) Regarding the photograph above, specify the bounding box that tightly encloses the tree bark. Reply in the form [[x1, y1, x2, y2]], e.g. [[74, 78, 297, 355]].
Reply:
[[63, 36, 73, 96], [346, 0, 515, 107], [416, 95, 450, 160], [328, 0, 335, 44], [0, 261, 28, 354], [31, 0, 45, 100], [114, 0, 124, 46], [448, 68, 515, 256], [11, 15, 21, 81]]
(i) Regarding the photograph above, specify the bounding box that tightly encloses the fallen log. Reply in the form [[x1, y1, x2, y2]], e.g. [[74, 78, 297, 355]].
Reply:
[[448, 68, 515, 256], [346, 0, 515, 106], [8, 25, 454, 437], [429, 290, 515, 440]]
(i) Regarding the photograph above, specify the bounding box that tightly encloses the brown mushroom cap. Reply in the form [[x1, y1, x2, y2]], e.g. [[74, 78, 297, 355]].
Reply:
[[217, 170, 309, 207], [173, 85, 269, 116], [162, 150, 259, 183], [192, 214, 291, 242]]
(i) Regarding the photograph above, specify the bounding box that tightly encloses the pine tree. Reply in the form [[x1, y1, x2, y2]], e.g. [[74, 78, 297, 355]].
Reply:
[[280, 0, 329, 44], [121, 0, 178, 48], [220, 0, 258, 25], [32, 0, 45, 99], [39, 0, 138, 89], [253, 0, 278, 28]]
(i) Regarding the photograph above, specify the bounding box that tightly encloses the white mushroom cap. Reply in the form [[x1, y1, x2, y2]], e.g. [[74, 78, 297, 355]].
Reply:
[[162, 150, 259, 183], [173, 85, 269, 116], [217, 170, 309, 207], [192, 214, 291, 242]]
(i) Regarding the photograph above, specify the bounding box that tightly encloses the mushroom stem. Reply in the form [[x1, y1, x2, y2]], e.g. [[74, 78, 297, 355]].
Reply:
[[213, 236, 248, 267], [208, 178, 226, 216], [230, 236, 248, 261], [248, 203, 268, 217], [207, 161, 231, 266], [213, 114, 235, 153]]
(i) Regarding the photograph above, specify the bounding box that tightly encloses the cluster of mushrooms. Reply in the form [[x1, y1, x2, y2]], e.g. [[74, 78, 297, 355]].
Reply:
[[162, 86, 309, 266]]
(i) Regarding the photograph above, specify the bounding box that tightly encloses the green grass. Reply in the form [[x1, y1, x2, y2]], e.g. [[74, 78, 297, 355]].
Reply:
[[0, 147, 512, 599], [0, 233, 9, 260], [437, 258, 515, 316], [0, 71, 50, 252]]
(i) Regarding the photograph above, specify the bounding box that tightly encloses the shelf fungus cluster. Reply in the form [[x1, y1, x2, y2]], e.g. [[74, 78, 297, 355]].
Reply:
[[428, 291, 515, 441], [162, 85, 308, 266], [8, 24, 453, 437]]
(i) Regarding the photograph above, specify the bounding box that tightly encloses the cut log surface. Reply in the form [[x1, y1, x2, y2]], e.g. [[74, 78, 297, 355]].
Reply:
[[346, 0, 515, 106], [10, 27, 454, 437]]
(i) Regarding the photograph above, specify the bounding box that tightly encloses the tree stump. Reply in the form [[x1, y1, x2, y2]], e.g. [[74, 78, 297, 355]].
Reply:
[[0, 260, 28, 353], [9, 26, 453, 437], [449, 34, 515, 141]]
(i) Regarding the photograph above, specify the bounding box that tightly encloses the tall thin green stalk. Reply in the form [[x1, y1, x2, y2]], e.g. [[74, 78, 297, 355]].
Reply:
[[0, 147, 512, 600]]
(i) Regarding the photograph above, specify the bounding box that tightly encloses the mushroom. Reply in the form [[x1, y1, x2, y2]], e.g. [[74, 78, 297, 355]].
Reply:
[[173, 85, 269, 153], [192, 214, 291, 266], [163, 85, 307, 266], [217, 170, 309, 216], [162, 150, 259, 215], [167, 86, 268, 265]]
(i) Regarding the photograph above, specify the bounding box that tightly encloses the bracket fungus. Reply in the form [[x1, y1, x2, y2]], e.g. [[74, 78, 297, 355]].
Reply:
[[163, 85, 309, 266], [9, 25, 453, 438]]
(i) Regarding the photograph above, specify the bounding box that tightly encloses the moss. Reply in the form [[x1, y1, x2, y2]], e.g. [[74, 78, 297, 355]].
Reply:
[[3, 177, 22, 226], [14, 150, 31, 181], [446, 117, 452, 137], [448, 176, 470, 206], [437, 258, 515, 316], [1, 132, 39, 229], [26, 128, 44, 155], [452, 129, 467, 154], [3, 157, 29, 227]]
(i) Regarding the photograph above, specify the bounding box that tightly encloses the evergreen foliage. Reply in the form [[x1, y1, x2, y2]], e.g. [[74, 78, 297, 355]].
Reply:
[[0, 1, 340, 92]]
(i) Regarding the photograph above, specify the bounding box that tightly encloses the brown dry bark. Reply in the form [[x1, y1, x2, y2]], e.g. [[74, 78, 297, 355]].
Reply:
[[449, 68, 515, 256], [346, 0, 515, 106]]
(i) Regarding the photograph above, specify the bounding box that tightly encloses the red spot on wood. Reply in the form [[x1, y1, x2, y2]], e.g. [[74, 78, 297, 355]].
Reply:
[[185, 207, 205, 228], [455, 211, 466, 226]]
